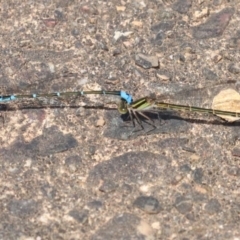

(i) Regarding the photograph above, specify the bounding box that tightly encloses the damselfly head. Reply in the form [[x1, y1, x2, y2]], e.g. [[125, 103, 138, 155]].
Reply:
[[118, 100, 128, 114]]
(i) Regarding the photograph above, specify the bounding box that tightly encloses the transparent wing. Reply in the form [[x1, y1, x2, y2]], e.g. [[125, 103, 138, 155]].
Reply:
[[148, 80, 239, 109]]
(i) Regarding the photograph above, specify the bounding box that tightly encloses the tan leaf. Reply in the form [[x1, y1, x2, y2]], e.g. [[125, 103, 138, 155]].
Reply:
[[212, 89, 240, 122]]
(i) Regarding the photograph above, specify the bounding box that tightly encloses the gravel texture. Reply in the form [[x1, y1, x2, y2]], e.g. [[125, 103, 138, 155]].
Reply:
[[0, 1, 240, 239]]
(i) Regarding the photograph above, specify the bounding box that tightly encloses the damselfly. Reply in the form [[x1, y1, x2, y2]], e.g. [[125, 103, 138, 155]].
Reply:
[[0, 90, 133, 104], [118, 95, 240, 130]]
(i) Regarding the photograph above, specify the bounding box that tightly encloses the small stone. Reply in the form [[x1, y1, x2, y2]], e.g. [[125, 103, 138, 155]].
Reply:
[[228, 63, 240, 74], [193, 8, 209, 20], [221, 50, 234, 60], [172, 0, 192, 14], [213, 54, 222, 63], [89, 17, 97, 24], [174, 195, 193, 214], [112, 49, 121, 56], [151, 21, 175, 33], [173, 54, 185, 64], [156, 72, 171, 81], [114, 31, 133, 41], [180, 164, 192, 173], [54, 9, 64, 20], [151, 221, 161, 230], [232, 147, 240, 157], [194, 185, 209, 195], [99, 180, 118, 193], [133, 196, 162, 214], [227, 166, 240, 176], [137, 221, 155, 238], [65, 155, 82, 172], [123, 39, 135, 48], [69, 209, 89, 224], [202, 68, 218, 80], [227, 37, 240, 49], [131, 21, 143, 28], [96, 117, 105, 127], [87, 200, 103, 210], [193, 168, 203, 184], [204, 199, 221, 215], [135, 53, 159, 69], [42, 18, 58, 28], [171, 174, 184, 185], [116, 6, 126, 11]]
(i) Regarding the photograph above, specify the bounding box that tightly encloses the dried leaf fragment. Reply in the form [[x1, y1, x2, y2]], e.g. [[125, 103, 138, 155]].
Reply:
[[212, 89, 240, 122]]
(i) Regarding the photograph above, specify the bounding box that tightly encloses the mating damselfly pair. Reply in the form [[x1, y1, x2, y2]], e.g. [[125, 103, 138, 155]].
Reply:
[[1, 86, 240, 129]]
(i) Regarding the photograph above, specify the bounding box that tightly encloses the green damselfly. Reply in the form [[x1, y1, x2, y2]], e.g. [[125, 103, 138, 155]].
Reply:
[[118, 95, 240, 130]]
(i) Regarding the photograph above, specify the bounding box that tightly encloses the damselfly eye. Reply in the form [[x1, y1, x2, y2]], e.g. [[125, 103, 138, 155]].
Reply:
[[118, 100, 128, 114]]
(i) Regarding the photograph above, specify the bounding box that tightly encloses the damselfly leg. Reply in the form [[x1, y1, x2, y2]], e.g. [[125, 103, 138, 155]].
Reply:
[[118, 98, 159, 133]]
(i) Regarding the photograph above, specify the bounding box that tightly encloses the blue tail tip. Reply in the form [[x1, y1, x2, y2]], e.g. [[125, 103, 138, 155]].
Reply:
[[0, 95, 17, 102], [120, 91, 133, 104]]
